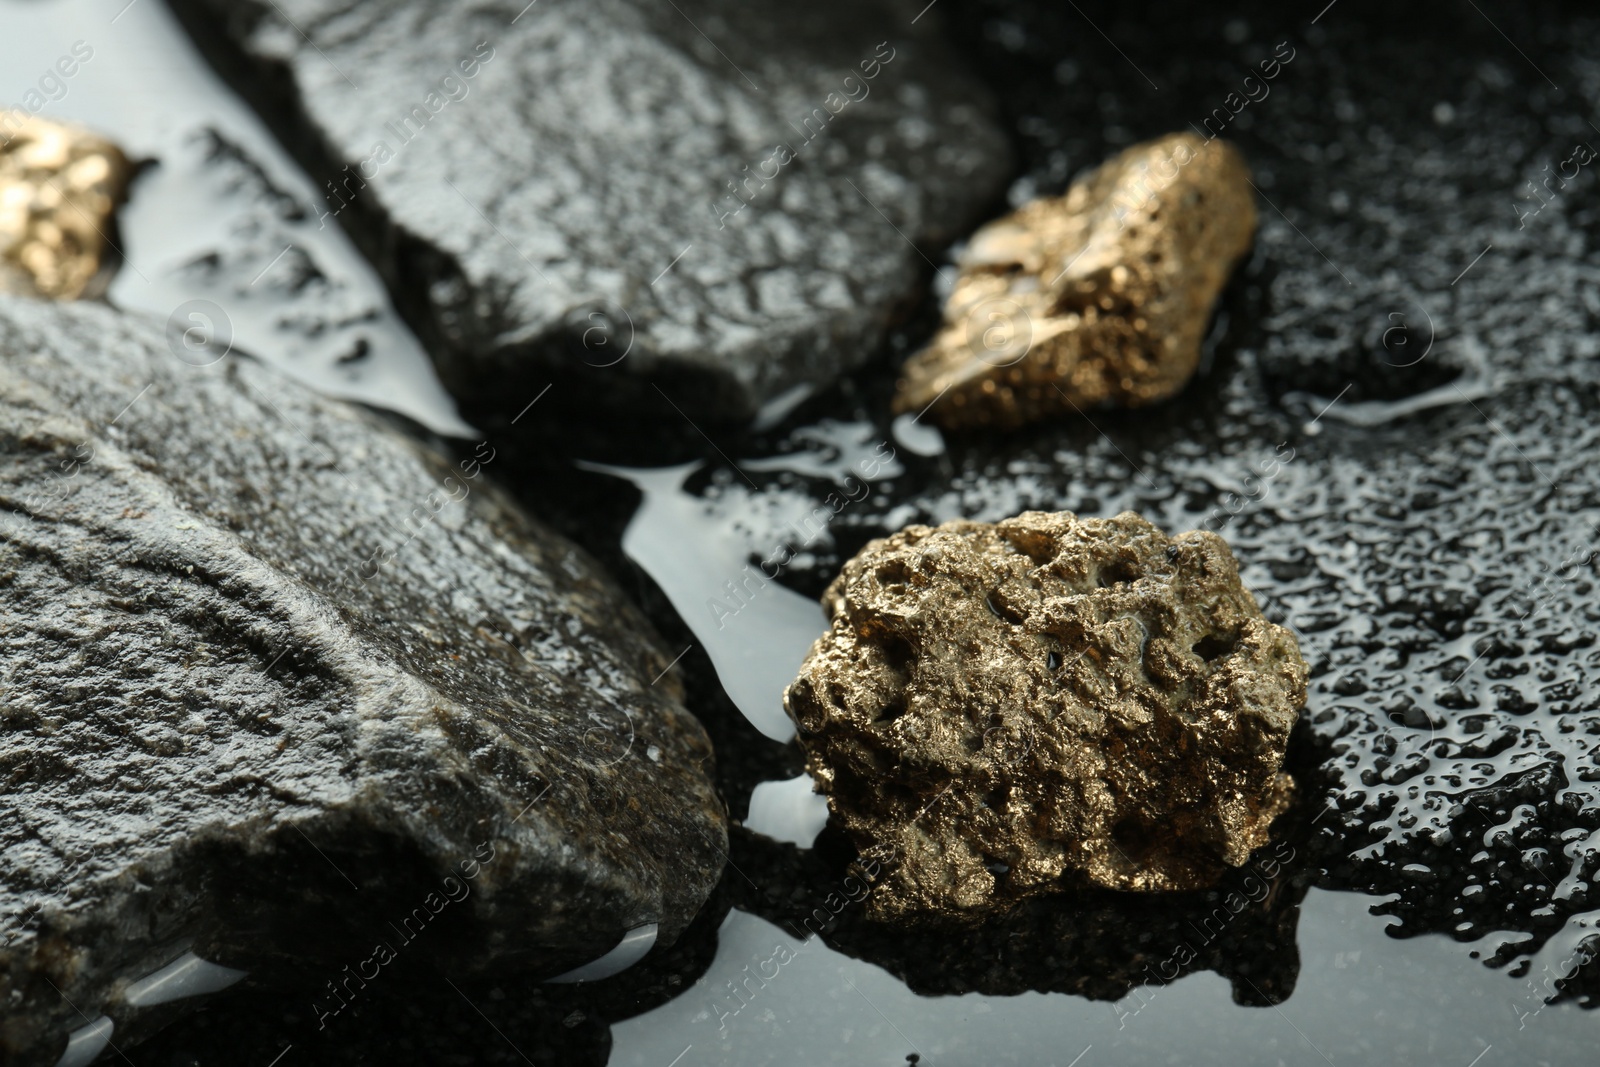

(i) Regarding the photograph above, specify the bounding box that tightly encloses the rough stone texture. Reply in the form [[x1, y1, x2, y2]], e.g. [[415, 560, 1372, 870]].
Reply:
[[0, 296, 724, 1065], [895, 132, 1255, 430], [166, 0, 1012, 422], [0, 116, 130, 300], [783, 511, 1306, 922]]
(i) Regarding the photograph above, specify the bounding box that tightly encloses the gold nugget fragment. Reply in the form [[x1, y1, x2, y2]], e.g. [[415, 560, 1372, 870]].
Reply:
[[895, 133, 1256, 430], [0, 115, 132, 300], [784, 510, 1307, 923]]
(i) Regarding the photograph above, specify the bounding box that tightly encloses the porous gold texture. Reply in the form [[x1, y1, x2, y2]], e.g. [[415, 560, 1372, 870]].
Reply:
[[0, 115, 131, 300], [894, 132, 1256, 430], [783, 510, 1307, 923]]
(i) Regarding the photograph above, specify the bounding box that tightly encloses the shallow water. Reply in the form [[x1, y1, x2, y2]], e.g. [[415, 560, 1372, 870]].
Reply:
[[613, 889, 1584, 1067], [0, 0, 467, 435]]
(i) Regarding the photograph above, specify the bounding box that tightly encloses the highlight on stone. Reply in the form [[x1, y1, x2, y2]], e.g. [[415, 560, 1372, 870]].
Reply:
[[783, 510, 1307, 923], [894, 132, 1256, 430], [0, 115, 131, 301]]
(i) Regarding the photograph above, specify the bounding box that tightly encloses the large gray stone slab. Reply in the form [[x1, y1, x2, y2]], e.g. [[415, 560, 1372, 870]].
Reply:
[[166, 0, 1012, 423], [0, 296, 724, 1065]]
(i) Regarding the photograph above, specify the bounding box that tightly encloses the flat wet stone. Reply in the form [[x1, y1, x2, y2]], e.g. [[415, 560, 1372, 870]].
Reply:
[[0, 297, 724, 1064], [167, 0, 1011, 422]]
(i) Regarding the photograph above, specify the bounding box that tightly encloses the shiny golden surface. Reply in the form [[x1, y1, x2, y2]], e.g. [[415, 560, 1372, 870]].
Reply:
[[894, 133, 1256, 430], [784, 510, 1307, 923], [0, 116, 131, 300]]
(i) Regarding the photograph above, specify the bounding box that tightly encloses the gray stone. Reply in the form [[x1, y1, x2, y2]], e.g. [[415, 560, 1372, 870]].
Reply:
[[0, 296, 725, 1065], [166, 0, 1012, 422]]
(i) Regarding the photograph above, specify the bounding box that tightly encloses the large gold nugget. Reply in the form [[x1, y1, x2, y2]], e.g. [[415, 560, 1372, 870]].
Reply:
[[0, 115, 132, 300], [783, 511, 1307, 924], [895, 133, 1255, 430]]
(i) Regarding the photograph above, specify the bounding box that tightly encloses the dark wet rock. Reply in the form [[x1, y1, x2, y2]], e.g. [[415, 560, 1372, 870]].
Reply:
[[0, 297, 725, 1064], [166, 0, 1012, 423], [784, 510, 1306, 921]]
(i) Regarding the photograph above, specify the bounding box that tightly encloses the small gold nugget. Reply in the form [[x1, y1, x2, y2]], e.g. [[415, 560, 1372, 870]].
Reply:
[[783, 510, 1306, 924], [895, 133, 1256, 430], [0, 115, 132, 300]]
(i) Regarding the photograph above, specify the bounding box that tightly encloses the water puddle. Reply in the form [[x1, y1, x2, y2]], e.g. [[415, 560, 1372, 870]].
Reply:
[[611, 889, 1590, 1066], [0, 0, 468, 436]]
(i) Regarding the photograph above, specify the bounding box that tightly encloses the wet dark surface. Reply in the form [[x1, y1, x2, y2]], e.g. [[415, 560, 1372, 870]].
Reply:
[[8, 0, 1600, 1063], [165, 0, 1013, 423]]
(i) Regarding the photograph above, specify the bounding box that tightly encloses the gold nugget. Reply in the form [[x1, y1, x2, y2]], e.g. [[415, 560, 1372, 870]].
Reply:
[[0, 115, 131, 300], [783, 510, 1306, 923], [895, 133, 1256, 430]]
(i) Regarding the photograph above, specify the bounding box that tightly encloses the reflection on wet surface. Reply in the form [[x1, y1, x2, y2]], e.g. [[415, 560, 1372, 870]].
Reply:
[[613, 888, 1589, 1066], [0, 0, 468, 434]]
